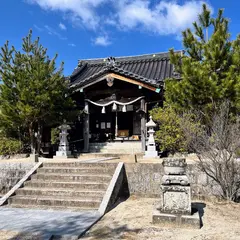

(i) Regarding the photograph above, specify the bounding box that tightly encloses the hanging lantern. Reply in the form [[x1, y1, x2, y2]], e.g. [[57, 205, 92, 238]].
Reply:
[[102, 106, 106, 114], [122, 105, 127, 112], [112, 102, 117, 111]]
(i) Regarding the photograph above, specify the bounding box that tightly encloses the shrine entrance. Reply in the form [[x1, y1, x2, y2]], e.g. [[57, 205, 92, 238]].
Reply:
[[86, 96, 143, 143]]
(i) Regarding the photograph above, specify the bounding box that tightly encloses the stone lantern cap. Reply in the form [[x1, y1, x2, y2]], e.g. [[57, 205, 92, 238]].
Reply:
[[146, 116, 157, 128]]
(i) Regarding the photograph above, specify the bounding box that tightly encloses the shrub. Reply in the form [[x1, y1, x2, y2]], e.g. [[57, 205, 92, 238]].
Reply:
[[51, 127, 60, 145], [150, 106, 186, 153], [150, 105, 200, 154], [0, 138, 22, 156]]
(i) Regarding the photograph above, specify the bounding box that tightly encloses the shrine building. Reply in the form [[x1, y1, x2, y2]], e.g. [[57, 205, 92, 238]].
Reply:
[[69, 51, 181, 154]]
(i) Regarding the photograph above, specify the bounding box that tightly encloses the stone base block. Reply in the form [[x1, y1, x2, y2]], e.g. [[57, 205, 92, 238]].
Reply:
[[53, 155, 74, 159], [144, 151, 158, 158], [30, 154, 39, 162], [55, 151, 72, 157], [152, 209, 200, 229]]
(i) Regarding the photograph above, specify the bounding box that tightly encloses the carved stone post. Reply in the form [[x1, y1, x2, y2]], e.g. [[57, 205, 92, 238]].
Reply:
[[152, 158, 200, 228]]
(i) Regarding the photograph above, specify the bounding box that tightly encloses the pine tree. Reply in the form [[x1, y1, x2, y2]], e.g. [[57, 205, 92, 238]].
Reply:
[[165, 4, 239, 117], [0, 30, 76, 154]]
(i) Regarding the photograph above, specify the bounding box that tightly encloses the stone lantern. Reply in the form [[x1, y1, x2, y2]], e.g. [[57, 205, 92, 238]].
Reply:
[[144, 116, 158, 158], [54, 120, 72, 158]]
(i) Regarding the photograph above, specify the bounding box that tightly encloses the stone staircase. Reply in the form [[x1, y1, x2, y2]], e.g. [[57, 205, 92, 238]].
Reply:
[[89, 141, 142, 154], [7, 162, 118, 211]]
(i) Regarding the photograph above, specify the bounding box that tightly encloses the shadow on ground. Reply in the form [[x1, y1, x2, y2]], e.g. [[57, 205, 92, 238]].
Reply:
[[192, 202, 206, 228], [81, 224, 142, 240], [0, 209, 100, 240]]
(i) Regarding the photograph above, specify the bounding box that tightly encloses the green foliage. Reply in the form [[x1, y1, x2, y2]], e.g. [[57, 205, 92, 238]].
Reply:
[[0, 138, 22, 156], [150, 105, 199, 154], [0, 30, 76, 154], [51, 127, 60, 145], [165, 4, 240, 116]]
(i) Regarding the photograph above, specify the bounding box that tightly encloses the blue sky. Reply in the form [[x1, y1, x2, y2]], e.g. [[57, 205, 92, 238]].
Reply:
[[1, 0, 240, 76]]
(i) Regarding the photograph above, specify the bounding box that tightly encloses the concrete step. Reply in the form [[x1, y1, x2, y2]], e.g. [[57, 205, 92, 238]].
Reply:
[[15, 188, 105, 198], [31, 173, 112, 182], [8, 196, 101, 208], [24, 180, 108, 190], [43, 162, 117, 168], [37, 167, 115, 174]]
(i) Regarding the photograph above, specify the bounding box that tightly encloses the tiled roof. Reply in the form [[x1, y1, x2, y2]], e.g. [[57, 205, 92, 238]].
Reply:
[[69, 51, 182, 89]]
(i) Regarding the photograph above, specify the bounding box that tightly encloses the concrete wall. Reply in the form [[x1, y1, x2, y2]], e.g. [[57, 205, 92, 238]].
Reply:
[[0, 161, 221, 200], [0, 162, 35, 196], [125, 163, 221, 200]]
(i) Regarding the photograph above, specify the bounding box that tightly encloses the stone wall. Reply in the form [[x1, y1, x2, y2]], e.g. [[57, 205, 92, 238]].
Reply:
[[0, 162, 35, 196], [125, 163, 221, 200]]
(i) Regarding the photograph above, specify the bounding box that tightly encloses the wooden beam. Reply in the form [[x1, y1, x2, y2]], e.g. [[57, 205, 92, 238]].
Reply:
[[75, 73, 157, 92], [109, 73, 157, 92]]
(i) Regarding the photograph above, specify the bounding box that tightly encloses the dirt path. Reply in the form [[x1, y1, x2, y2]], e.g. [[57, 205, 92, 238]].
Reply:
[[82, 196, 240, 240]]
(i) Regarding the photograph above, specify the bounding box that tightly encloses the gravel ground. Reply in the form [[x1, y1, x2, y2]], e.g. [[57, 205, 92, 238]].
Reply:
[[82, 196, 240, 240]]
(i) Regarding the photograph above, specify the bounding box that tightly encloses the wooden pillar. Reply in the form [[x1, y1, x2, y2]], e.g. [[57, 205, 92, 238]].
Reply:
[[115, 111, 118, 138], [141, 99, 146, 152], [83, 102, 90, 152]]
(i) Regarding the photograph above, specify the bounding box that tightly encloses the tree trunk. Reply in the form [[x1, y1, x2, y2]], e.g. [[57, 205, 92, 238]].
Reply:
[[29, 123, 35, 154], [36, 122, 43, 155]]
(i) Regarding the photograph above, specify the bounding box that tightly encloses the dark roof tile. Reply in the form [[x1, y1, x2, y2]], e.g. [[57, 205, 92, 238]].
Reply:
[[70, 51, 182, 88]]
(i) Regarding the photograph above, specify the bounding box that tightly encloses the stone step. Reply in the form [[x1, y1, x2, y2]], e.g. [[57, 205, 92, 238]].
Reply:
[[89, 146, 142, 150], [8, 196, 101, 208], [89, 142, 141, 146], [89, 148, 142, 154], [31, 173, 112, 182], [43, 162, 117, 168], [89, 147, 142, 152], [37, 167, 115, 174], [24, 180, 108, 190], [7, 204, 97, 212], [15, 188, 105, 198]]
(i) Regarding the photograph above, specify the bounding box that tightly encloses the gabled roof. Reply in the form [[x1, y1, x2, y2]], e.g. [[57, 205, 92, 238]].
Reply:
[[69, 51, 182, 89]]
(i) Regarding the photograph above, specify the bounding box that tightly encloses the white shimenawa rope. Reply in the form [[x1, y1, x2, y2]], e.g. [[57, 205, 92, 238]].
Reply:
[[85, 96, 144, 107]]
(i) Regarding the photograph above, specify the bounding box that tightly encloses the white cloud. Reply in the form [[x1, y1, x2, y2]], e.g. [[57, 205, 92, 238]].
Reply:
[[93, 36, 111, 46], [68, 43, 76, 47], [59, 22, 67, 30], [115, 0, 211, 36], [34, 24, 44, 32], [27, 0, 109, 30], [27, 0, 212, 41], [44, 25, 67, 40]]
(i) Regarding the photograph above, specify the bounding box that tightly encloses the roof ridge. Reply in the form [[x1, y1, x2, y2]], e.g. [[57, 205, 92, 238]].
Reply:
[[78, 50, 183, 64]]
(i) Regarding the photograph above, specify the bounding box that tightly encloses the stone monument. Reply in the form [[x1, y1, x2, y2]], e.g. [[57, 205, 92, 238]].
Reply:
[[144, 116, 158, 158], [152, 158, 200, 228], [54, 120, 72, 158]]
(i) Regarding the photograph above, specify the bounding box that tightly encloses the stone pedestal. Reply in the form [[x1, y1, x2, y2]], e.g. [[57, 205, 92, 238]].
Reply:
[[152, 158, 200, 228], [161, 185, 191, 215]]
